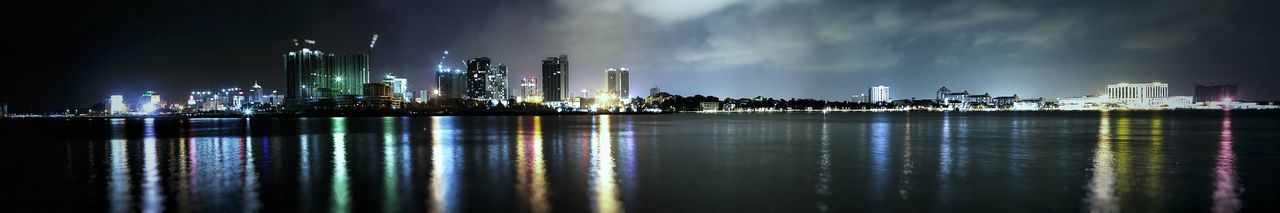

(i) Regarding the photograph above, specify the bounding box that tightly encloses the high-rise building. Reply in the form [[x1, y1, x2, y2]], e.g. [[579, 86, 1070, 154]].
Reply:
[[465, 57, 493, 100], [284, 39, 370, 103], [606, 67, 630, 99], [520, 78, 537, 97], [869, 85, 890, 103], [851, 94, 868, 103], [650, 87, 661, 97], [435, 51, 466, 100], [249, 82, 264, 104], [1194, 84, 1238, 102], [541, 55, 569, 102], [487, 63, 509, 101], [109, 95, 127, 114], [383, 73, 410, 101]]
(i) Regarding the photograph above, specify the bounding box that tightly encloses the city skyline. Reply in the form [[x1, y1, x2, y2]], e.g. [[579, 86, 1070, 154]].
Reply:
[[7, 0, 1280, 112]]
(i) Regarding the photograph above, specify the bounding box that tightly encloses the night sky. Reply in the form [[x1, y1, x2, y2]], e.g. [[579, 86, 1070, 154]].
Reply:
[[6, 0, 1279, 112]]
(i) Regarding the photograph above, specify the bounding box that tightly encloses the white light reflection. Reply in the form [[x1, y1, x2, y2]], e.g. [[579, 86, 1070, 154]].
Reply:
[[108, 118, 133, 213], [142, 118, 165, 213], [1086, 111, 1117, 212], [429, 116, 461, 213], [516, 117, 550, 213], [330, 117, 351, 213]]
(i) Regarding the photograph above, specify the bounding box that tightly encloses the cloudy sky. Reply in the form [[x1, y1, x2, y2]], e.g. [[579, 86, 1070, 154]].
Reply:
[[6, 0, 1278, 111]]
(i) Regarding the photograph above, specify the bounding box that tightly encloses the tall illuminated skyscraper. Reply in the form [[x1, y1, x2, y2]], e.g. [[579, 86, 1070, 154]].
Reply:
[[541, 55, 568, 102], [283, 38, 370, 104], [606, 67, 630, 99], [870, 85, 890, 103], [487, 63, 509, 101]]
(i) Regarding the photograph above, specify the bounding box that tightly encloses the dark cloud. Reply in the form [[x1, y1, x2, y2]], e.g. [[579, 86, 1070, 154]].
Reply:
[[5, 0, 1278, 112]]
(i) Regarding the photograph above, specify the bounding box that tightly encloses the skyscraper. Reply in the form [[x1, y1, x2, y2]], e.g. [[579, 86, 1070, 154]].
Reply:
[[465, 57, 492, 100], [520, 78, 538, 98], [606, 67, 630, 99], [283, 39, 370, 103], [1194, 84, 1238, 102], [487, 63, 509, 101], [870, 85, 890, 103], [541, 55, 568, 102], [436, 51, 466, 100]]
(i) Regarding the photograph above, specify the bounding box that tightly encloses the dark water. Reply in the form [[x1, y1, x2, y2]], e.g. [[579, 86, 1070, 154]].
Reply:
[[2, 111, 1278, 212]]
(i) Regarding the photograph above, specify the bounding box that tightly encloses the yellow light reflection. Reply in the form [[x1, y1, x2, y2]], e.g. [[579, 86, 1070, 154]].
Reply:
[[1144, 115, 1164, 209], [516, 117, 551, 213], [1086, 111, 1117, 212], [591, 115, 623, 213]]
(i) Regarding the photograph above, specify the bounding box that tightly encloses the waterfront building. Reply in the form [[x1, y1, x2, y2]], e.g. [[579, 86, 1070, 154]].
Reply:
[[382, 73, 410, 102], [487, 63, 509, 101], [650, 87, 661, 97], [1011, 98, 1044, 111], [701, 102, 720, 111], [606, 67, 630, 99], [519, 78, 541, 103], [108, 95, 127, 114], [465, 57, 492, 100], [1057, 95, 1113, 110], [284, 39, 370, 104], [994, 95, 1020, 107], [434, 51, 467, 100], [541, 55, 569, 102], [1105, 82, 1191, 109], [416, 89, 429, 103], [851, 93, 868, 103], [359, 82, 397, 108], [1193, 84, 1238, 102], [140, 91, 161, 113], [869, 85, 890, 103], [249, 82, 264, 104]]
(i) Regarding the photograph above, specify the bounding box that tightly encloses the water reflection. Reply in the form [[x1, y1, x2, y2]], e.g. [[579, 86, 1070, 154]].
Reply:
[[516, 117, 550, 213], [815, 119, 831, 212], [1086, 111, 1117, 212], [590, 115, 623, 213], [142, 118, 165, 213], [900, 115, 913, 200], [430, 116, 461, 213], [382, 117, 401, 212], [870, 114, 890, 200], [1212, 112, 1240, 213], [938, 113, 952, 204], [108, 119, 132, 213], [330, 117, 351, 213]]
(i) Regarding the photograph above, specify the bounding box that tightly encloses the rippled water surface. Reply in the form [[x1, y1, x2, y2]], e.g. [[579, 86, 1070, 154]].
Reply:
[[3, 111, 1278, 212]]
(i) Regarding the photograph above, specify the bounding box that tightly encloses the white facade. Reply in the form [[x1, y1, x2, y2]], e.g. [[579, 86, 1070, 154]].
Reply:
[[109, 95, 127, 114], [869, 85, 890, 103]]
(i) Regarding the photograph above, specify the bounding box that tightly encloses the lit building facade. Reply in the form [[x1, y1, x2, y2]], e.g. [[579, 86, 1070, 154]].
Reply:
[[606, 67, 630, 99], [487, 64, 509, 101], [869, 85, 890, 103], [541, 55, 569, 102], [283, 39, 370, 103], [1105, 82, 1188, 108], [383, 73, 410, 102], [109, 95, 127, 114], [465, 57, 492, 100]]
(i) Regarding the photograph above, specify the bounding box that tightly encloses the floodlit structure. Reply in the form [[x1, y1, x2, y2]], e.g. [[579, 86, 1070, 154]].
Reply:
[[382, 73, 410, 102], [284, 39, 370, 104], [519, 78, 542, 103], [606, 67, 630, 99], [541, 55, 569, 102], [1105, 82, 1191, 109], [869, 85, 890, 103], [109, 95, 127, 114]]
